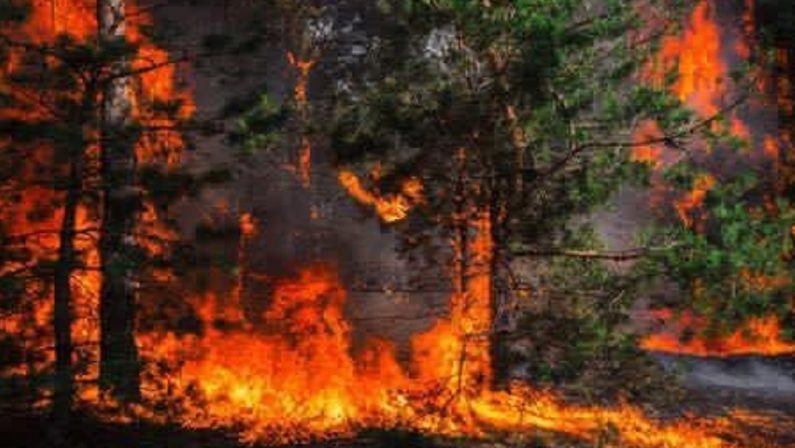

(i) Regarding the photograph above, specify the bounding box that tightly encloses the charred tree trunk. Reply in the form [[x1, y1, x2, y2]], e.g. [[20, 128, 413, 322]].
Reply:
[[52, 152, 81, 429], [98, 0, 141, 402], [51, 76, 96, 433], [487, 175, 508, 388]]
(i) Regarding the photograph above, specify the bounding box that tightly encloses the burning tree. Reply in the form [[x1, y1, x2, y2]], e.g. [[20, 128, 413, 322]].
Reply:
[[319, 0, 695, 387], [0, 0, 198, 434], [631, 0, 795, 355], [314, 0, 795, 380]]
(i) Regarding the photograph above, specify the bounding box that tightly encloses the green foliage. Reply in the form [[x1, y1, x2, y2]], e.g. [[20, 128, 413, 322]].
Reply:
[[512, 225, 670, 401], [640, 174, 795, 333], [227, 93, 289, 154], [325, 0, 665, 252], [296, 0, 697, 391]]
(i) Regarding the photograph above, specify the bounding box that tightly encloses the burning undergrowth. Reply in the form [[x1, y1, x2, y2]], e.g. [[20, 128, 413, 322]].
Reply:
[[122, 261, 782, 447], [112, 215, 765, 447]]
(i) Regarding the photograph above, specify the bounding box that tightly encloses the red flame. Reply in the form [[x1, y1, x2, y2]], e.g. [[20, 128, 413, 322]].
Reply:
[[642, 310, 795, 357]]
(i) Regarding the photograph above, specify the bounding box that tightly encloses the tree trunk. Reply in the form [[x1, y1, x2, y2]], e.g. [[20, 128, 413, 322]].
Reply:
[[487, 187, 508, 387], [97, 0, 141, 402], [52, 154, 81, 430]]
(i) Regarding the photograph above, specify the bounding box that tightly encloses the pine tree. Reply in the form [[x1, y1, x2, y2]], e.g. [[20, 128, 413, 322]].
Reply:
[[0, 0, 214, 414], [320, 0, 689, 384], [97, 0, 141, 402]]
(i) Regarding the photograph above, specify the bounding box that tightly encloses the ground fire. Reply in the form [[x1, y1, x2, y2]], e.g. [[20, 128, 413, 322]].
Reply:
[[134, 214, 739, 447]]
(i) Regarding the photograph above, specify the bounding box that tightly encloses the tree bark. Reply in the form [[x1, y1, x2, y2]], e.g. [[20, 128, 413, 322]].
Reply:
[[51, 75, 97, 436], [52, 153, 80, 430], [97, 0, 141, 402]]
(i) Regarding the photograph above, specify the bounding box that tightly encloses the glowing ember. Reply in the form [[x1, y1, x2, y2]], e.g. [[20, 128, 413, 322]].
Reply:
[[288, 51, 315, 188], [239, 212, 258, 237]]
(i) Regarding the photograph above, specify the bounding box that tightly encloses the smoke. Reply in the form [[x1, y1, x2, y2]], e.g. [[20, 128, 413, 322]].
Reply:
[[150, 1, 446, 355], [656, 354, 795, 394]]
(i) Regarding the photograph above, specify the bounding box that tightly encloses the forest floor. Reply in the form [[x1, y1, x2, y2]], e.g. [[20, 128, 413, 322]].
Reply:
[[1, 399, 793, 448], [0, 409, 587, 448], [1, 355, 794, 448]]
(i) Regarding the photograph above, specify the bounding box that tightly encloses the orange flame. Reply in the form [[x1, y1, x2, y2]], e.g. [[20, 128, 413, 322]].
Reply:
[[2, 3, 789, 446], [337, 169, 424, 223], [647, 1, 726, 117], [287, 51, 315, 107], [0, 0, 191, 402], [131, 212, 751, 446], [641, 311, 795, 357], [288, 51, 315, 188], [631, 119, 665, 168], [634, 1, 795, 358], [674, 173, 715, 228]]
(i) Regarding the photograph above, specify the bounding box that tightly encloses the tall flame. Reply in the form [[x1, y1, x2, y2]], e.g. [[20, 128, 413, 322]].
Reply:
[[0, 0, 191, 402], [635, 0, 794, 357], [132, 211, 761, 447]]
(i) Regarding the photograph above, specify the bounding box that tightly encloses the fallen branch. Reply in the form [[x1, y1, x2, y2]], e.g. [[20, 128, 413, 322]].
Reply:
[[512, 247, 657, 261]]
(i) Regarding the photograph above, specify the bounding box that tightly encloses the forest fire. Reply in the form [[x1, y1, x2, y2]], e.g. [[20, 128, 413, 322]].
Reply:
[[635, 0, 795, 358], [133, 214, 740, 447], [1, 1, 793, 447]]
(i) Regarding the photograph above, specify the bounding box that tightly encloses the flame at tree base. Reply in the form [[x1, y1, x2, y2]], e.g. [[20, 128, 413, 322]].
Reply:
[[125, 215, 755, 448]]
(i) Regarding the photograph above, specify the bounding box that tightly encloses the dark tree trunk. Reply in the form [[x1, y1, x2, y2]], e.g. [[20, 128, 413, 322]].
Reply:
[[51, 74, 98, 435], [487, 188, 509, 387], [97, 0, 141, 402], [52, 155, 81, 430]]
